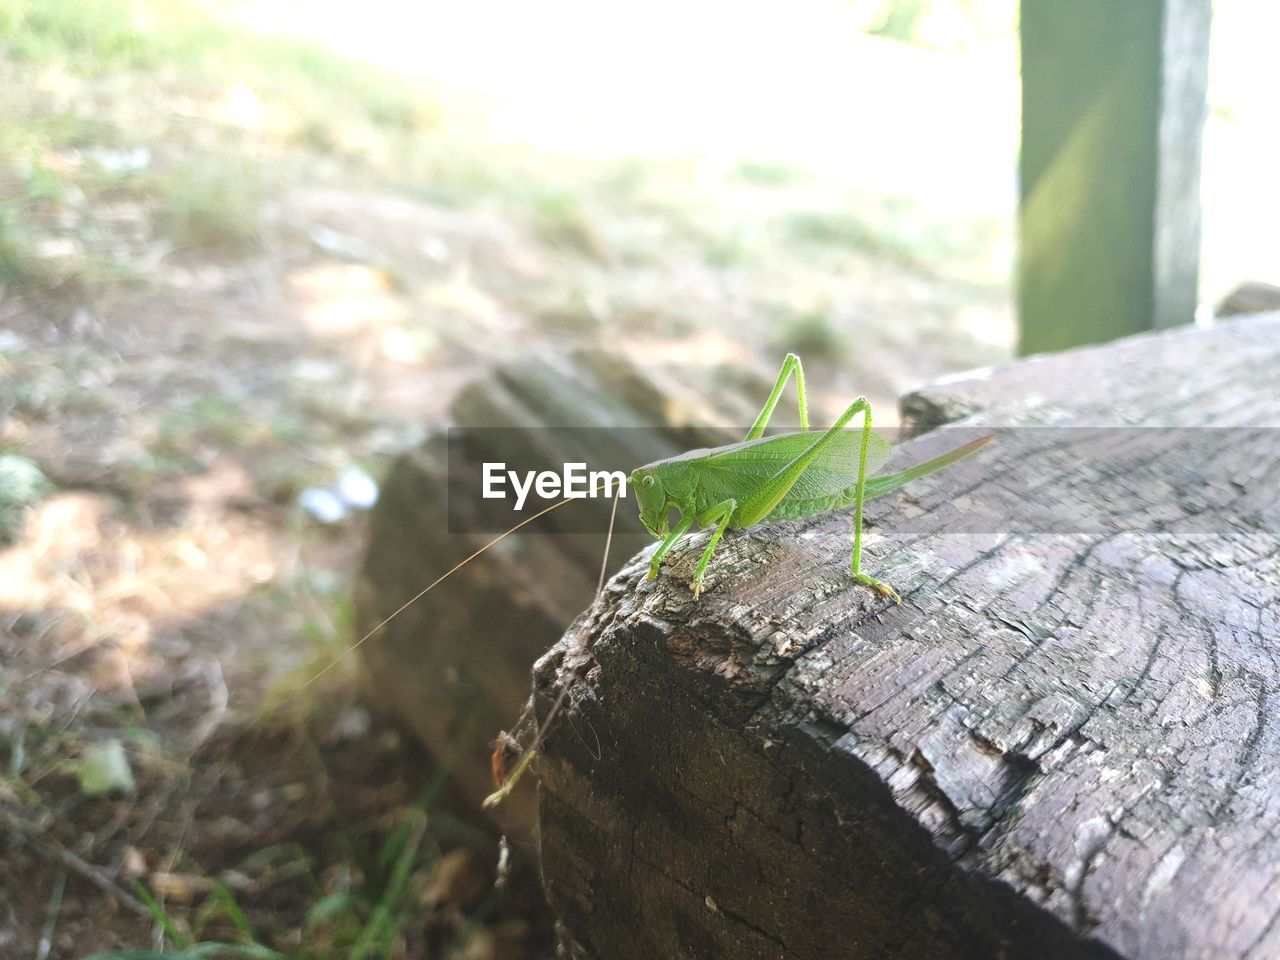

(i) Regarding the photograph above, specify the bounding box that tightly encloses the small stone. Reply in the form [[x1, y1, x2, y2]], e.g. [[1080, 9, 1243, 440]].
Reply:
[[121, 846, 147, 879], [149, 871, 213, 903], [72, 740, 135, 797]]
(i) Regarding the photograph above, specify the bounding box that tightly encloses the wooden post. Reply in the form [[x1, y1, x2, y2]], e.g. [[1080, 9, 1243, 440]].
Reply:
[[1018, 0, 1211, 355]]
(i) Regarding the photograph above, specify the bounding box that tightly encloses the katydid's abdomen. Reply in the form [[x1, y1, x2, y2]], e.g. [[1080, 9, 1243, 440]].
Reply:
[[762, 433, 993, 523], [692, 430, 893, 527]]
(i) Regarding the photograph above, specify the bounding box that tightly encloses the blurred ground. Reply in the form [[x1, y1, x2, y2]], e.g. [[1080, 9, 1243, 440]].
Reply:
[[0, 0, 1274, 957]]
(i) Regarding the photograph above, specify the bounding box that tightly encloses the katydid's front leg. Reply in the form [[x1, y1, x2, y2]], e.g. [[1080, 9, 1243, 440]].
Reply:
[[745, 353, 809, 440], [647, 512, 694, 579], [690, 499, 737, 599]]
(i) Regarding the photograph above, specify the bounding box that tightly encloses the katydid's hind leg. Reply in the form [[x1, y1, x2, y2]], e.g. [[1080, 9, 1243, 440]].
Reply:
[[846, 398, 901, 603], [742, 387, 899, 603], [852, 564, 901, 603], [745, 353, 809, 441], [736, 396, 871, 528], [690, 500, 736, 599], [647, 513, 693, 579]]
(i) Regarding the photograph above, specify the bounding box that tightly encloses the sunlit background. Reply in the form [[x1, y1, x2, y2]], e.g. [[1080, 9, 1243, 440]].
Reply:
[[228, 0, 1277, 307], [1, 1, 1277, 956]]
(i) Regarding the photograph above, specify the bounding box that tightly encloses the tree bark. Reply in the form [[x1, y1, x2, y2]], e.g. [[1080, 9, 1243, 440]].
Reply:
[[537, 315, 1280, 959]]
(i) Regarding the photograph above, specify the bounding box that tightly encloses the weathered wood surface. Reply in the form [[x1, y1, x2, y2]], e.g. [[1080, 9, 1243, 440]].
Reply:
[[536, 315, 1280, 960], [1217, 281, 1280, 319], [1018, 0, 1211, 354], [355, 349, 773, 832]]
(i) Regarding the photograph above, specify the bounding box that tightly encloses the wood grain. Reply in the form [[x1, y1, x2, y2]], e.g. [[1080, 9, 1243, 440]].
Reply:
[[537, 315, 1280, 959]]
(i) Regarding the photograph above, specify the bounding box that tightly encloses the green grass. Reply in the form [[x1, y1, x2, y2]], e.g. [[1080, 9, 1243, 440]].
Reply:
[[867, 0, 930, 43], [0, 203, 38, 287], [152, 162, 265, 252], [153, 394, 252, 459], [0, 0, 199, 69], [0, 453, 50, 544], [766, 304, 843, 361], [0, 0, 439, 133], [780, 207, 917, 264], [529, 191, 608, 259], [0, 0, 1002, 301], [856, 0, 1016, 50], [0, 0, 448, 291], [0, 140, 74, 288], [79, 799, 488, 960], [729, 160, 803, 188], [72, 773, 496, 960], [4, 669, 480, 960]]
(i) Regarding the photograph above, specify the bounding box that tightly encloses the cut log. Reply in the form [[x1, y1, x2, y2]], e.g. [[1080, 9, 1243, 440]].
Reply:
[[536, 315, 1280, 959], [1217, 281, 1280, 319], [355, 348, 776, 833]]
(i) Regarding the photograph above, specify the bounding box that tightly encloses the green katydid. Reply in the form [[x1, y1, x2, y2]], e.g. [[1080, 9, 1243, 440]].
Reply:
[[629, 353, 992, 602]]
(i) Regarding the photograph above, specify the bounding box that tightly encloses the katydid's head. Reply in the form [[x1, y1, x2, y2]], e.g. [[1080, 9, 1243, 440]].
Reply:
[[630, 468, 668, 539]]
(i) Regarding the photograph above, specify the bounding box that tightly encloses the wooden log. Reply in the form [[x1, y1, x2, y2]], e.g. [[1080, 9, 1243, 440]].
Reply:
[[1018, 0, 1211, 355], [1217, 281, 1280, 319], [536, 315, 1280, 959], [355, 348, 775, 833]]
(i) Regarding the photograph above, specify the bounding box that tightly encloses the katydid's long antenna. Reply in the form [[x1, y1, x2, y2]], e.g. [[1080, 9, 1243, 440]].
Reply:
[[305, 495, 579, 688], [596, 482, 622, 596], [484, 478, 627, 810]]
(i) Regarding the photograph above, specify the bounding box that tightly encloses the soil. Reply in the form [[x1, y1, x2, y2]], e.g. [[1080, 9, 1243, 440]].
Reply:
[[1, 185, 581, 958]]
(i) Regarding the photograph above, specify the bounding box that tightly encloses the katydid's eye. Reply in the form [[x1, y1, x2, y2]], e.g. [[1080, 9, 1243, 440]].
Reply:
[[643, 475, 655, 487]]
